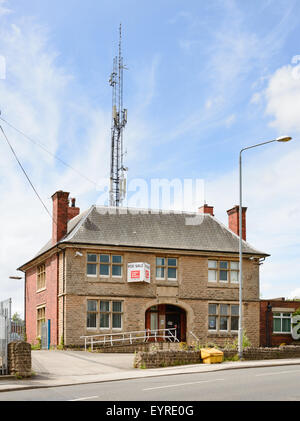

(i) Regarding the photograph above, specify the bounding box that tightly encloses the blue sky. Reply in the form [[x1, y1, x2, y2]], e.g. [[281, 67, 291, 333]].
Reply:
[[0, 0, 300, 316]]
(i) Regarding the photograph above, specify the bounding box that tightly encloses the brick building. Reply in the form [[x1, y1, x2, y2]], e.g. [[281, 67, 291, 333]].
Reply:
[[260, 298, 300, 347], [18, 191, 268, 348]]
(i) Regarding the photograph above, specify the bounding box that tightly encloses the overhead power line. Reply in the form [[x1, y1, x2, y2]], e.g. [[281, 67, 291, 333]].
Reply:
[[0, 116, 99, 188], [0, 124, 56, 225]]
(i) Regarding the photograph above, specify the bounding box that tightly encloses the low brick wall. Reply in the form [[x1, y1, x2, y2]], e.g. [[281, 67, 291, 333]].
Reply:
[[8, 341, 31, 377], [222, 345, 300, 360], [134, 350, 200, 368], [134, 345, 300, 368]]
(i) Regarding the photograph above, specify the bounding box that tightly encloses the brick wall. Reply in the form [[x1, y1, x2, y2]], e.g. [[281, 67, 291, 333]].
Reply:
[[25, 253, 59, 346], [260, 300, 300, 347]]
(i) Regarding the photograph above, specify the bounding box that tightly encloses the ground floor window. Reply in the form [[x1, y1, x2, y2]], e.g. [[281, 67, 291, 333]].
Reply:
[[36, 306, 46, 337], [87, 299, 123, 330], [208, 303, 239, 332], [273, 312, 291, 333]]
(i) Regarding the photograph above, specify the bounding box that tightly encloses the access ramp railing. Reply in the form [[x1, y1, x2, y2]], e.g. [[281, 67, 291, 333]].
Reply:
[[80, 327, 179, 352]]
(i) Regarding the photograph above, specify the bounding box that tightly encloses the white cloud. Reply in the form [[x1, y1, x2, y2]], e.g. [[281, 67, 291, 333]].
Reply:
[[0, 0, 10, 17], [265, 63, 300, 133], [204, 57, 300, 300], [288, 289, 300, 300]]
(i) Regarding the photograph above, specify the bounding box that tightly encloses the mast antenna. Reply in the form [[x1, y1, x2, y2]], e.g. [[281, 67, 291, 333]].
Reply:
[[109, 23, 128, 207]]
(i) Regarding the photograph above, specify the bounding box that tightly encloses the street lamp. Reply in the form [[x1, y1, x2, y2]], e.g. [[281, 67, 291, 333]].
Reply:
[[238, 136, 292, 359]]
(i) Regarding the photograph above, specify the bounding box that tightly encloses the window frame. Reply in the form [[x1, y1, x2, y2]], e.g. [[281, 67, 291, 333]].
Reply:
[[87, 299, 98, 330], [86, 253, 123, 279], [87, 254, 98, 277], [208, 303, 239, 334], [208, 260, 239, 285], [37, 263, 46, 291], [155, 256, 178, 281], [36, 305, 46, 337], [112, 301, 123, 330], [99, 300, 111, 329], [273, 312, 292, 334], [86, 299, 123, 331]]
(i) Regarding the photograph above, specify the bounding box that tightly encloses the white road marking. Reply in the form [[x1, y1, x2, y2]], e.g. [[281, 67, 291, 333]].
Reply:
[[68, 395, 99, 401], [143, 378, 224, 391], [256, 370, 300, 377]]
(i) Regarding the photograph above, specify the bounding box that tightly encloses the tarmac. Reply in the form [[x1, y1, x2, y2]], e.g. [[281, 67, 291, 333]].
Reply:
[[1, 350, 300, 393]]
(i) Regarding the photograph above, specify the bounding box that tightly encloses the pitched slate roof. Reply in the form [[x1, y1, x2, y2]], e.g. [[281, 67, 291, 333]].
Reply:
[[34, 206, 268, 258]]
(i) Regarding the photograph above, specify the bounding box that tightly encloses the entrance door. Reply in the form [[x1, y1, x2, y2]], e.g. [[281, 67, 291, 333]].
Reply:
[[166, 313, 180, 342], [145, 304, 186, 342]]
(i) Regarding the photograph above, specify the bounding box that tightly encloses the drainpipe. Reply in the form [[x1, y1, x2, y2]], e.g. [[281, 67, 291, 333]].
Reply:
[[62, 249, 65, 347], [266, 302, 272, 347]]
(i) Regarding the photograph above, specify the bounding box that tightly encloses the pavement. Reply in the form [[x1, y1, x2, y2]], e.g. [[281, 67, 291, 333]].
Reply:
[[1, 350, 300, 393]]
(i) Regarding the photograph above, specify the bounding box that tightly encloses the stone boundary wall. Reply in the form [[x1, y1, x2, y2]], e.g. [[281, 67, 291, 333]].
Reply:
[[8, 341, 31, 377], [134, 350, 200, 368], [134, 345, 300, 369], [222, 345, 300, 360]]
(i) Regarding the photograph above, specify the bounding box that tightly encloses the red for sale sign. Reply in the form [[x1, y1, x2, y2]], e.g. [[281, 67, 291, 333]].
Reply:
[[131, 270, 140, 279], [127, 262, 150, 283]]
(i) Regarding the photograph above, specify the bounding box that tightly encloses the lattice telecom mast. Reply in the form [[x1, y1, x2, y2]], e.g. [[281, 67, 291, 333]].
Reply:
[[109, 24, 128, 207]]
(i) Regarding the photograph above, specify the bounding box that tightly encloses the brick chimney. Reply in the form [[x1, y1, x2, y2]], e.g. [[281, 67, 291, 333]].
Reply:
[[67, 198, 80, 221], [198, 204, 214, 216], [52, 191, 80, 245], [227, 205, 247, 241]]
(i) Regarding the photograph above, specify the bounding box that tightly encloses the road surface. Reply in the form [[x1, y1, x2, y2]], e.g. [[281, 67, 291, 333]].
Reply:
[[0, 364, 299, 401]]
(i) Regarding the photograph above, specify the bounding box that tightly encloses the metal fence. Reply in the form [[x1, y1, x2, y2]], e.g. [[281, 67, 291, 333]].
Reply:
[[0, 299, 11, 375], [0, 298, 25, 375]]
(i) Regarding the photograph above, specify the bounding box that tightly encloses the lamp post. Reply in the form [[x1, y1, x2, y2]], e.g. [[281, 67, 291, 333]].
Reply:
[[238, 136, 292, 359]]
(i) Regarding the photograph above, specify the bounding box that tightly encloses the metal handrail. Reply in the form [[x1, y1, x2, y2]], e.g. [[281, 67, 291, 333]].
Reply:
[[80, 328, 179, 351], [189, 331, 200, 342]]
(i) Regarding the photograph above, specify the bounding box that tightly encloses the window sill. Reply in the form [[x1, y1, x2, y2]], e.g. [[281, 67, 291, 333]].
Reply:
[[36, 287, 46, 293], [208, 331, 238, 337], [156, 281, 179, 287], [207, 282, 239, 288], [87, 277, 125, 284]]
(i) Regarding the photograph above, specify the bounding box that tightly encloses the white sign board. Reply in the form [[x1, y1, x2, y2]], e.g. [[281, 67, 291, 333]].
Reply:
[[127, 262, 150, 283], [292, 315, 300, 340]]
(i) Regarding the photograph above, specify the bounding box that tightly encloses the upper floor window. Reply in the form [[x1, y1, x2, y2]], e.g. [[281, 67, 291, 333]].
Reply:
[[208, 260, 239, 284], [156, 257, 177, 280], [37, 264, 46, 290], [87, 253, 123, 278], [273, 312, 291, 334]]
